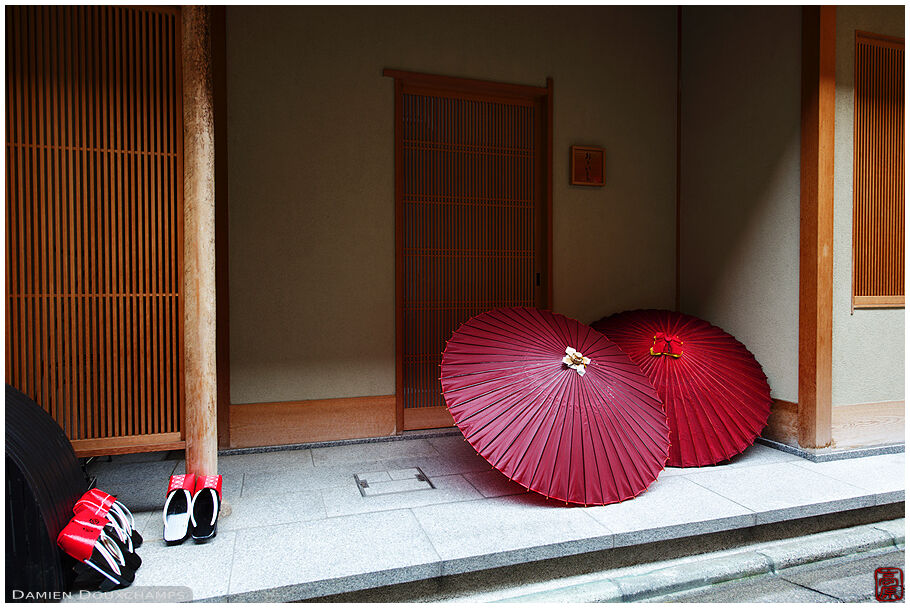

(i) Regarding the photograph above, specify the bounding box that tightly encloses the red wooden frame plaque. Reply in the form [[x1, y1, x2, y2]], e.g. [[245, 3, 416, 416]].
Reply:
[[571, 145, 605, 186]]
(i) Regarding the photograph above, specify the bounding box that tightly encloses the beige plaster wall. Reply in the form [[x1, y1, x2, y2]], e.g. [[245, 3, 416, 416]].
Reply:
[[679, 6, 802, 402], [226, 6, 678, 404], [832, 6, 904, 406]]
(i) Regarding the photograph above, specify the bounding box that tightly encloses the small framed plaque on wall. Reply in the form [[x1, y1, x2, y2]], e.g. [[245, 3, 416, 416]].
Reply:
[[570, 145, 605, 186]]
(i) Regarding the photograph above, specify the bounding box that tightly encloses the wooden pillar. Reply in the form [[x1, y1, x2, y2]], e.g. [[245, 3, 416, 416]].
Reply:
[[212, 6, 231, 449], [182, 6, 218, 475], [798, 6, 835, 449]]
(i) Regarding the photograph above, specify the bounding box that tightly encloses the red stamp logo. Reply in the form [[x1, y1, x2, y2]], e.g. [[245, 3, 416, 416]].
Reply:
[[875, 567, 904, 602]]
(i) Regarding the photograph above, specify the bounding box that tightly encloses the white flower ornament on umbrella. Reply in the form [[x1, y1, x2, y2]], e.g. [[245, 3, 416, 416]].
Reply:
[[563, 347, 591, 376]]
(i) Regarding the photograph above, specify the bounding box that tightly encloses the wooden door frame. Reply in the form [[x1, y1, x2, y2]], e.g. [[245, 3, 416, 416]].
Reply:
[[383, 70, 553, 432]]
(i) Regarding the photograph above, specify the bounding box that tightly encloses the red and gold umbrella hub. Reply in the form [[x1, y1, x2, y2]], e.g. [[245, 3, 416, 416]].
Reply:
[[650, 333, 683, 358]]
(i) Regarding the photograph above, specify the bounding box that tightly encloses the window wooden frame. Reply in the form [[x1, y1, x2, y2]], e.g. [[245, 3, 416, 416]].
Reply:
[[851, 30, 905, 310]]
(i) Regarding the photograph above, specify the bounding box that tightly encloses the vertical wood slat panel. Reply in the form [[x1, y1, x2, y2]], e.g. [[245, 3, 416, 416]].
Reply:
[[105, 4, 116, 439], [38, 5, 50, 416], [4, 6, 183, 449], [62, 5, 75, 437], [399, 88, 539, 419], [49, 6, 62, 431], [853, 32, 904, 308]]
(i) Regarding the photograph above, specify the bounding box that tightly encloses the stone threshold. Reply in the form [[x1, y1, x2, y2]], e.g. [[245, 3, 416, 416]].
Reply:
[[757, 437, 905, 462], [218, 428, 462, 457]]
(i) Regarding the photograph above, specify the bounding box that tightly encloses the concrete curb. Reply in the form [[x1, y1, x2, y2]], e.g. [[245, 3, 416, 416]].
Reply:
[[496, 518, 905, 603], [873, 518, 906, 550]]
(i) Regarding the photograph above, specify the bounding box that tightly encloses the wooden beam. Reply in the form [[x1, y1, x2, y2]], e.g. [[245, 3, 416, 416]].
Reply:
[[381, 69, 549, 98], [229, 396, 396, 448], [72, 433, 185, 458], [182, 6, 219, 475], [798, 6, 835, 449], [853, 295, 905, 309]]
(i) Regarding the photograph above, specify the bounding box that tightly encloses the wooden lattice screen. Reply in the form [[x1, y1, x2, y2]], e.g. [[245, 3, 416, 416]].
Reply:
[[852, 31, 904, 309], [389, 71, 552, 430], [5, 6, 184, 455]]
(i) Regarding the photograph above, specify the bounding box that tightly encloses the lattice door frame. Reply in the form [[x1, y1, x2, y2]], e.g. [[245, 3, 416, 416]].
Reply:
[[5, 6, 185, 456], [384, 70, 553, 432]]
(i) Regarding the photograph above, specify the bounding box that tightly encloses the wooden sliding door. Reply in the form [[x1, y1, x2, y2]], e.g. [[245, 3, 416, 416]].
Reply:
[[5, 6, 184, 455], [385, 70, 552, 431]]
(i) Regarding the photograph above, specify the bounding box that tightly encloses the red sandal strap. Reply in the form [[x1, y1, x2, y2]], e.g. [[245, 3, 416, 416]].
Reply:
[[194, 474, 222, 499], [74, 488, 117, 516], [57, 516, 105, 562], [84, 488, 116, 505], [167, 473, 196, 496]]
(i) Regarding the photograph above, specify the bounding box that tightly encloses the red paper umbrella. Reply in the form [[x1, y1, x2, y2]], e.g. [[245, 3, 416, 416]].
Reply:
[[440, 307, 669, 506], [592, 309, 772, 467]]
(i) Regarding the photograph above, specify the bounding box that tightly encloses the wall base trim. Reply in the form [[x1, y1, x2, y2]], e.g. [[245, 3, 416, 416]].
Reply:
[[229, 395, 396, 449], [762, 398, 904, 450], [831, 400, 905, 449], [763, 399, 799, 447], [404, 406, 454, 430]]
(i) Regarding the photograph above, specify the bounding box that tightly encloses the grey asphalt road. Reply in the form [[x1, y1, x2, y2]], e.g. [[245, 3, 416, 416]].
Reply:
[[645, 548, 905, 603]]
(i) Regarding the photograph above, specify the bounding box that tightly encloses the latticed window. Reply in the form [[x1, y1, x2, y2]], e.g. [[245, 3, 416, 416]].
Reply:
[[852, 31, 904, 309]]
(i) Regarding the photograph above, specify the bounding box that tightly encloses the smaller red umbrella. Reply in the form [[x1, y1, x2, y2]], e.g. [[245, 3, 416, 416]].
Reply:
[[592, 309, 772, 468]]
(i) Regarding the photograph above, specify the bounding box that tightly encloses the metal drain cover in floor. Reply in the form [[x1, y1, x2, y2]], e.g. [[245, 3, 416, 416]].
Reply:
[[354, 467, 435, 497]]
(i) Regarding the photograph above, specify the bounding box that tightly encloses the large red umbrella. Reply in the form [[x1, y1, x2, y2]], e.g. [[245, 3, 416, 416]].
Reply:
[[592, 309, 772, 467], [440, 307, 669, 506]]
